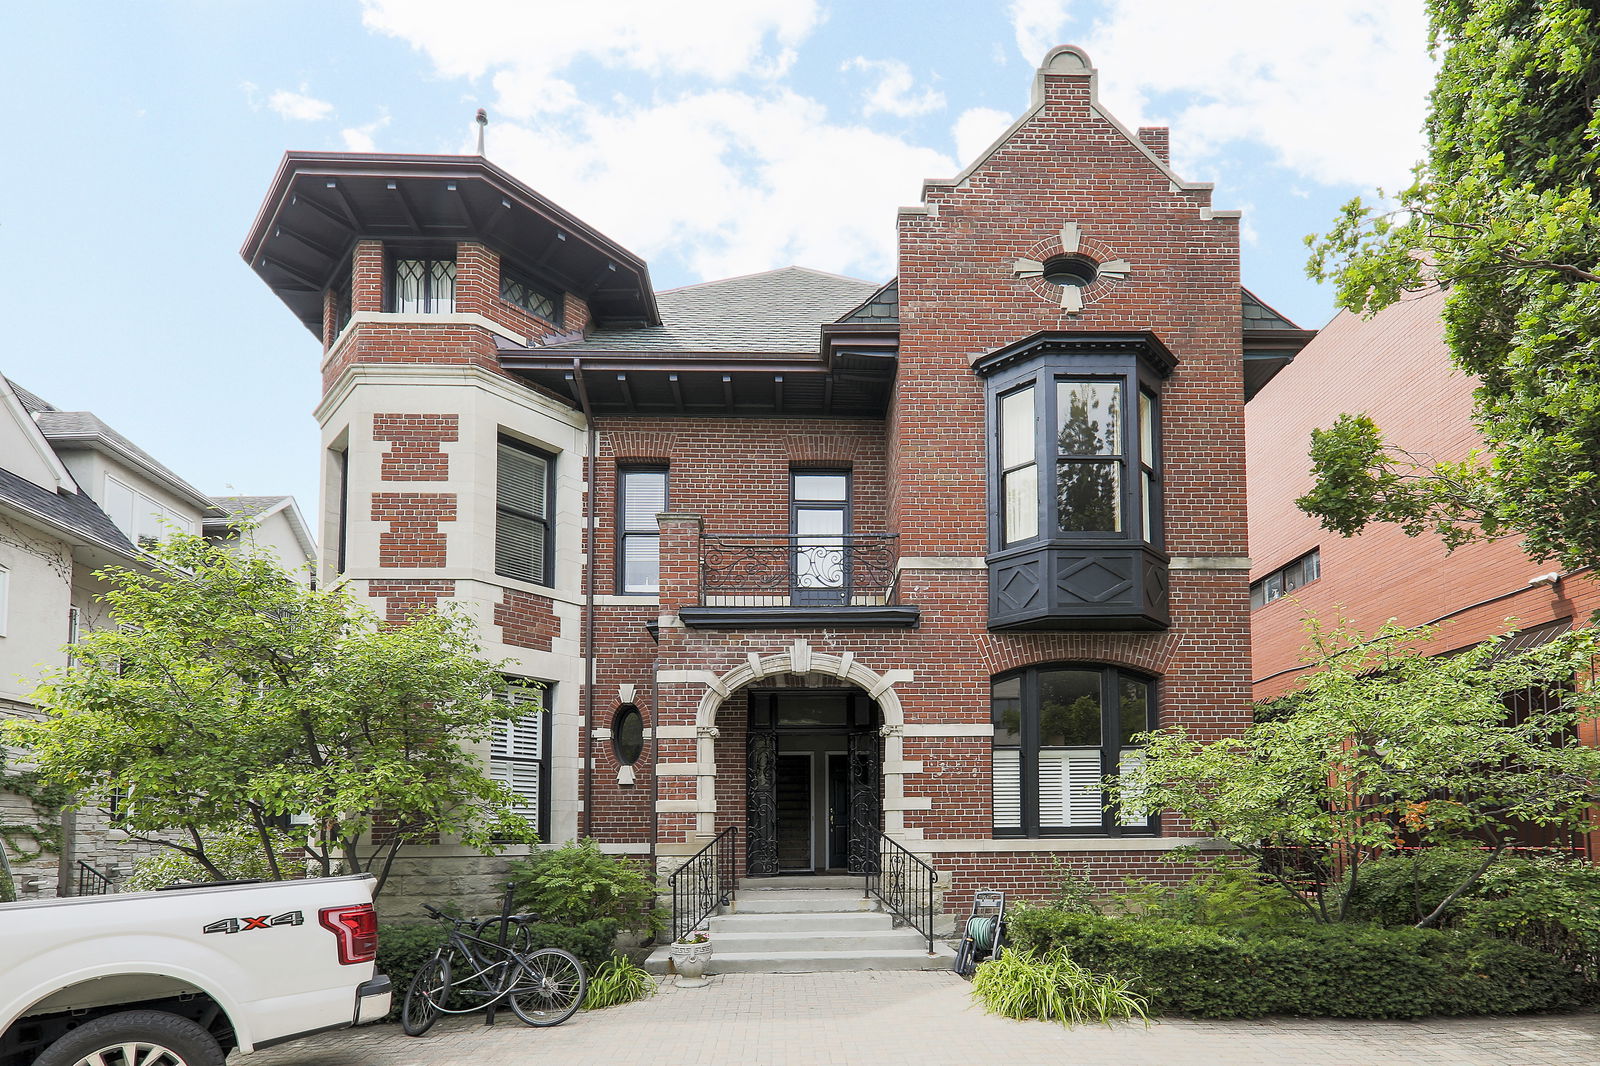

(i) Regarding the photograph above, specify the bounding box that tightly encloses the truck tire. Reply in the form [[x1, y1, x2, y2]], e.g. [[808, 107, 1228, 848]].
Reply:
[[33, 1009, 224, 1066]]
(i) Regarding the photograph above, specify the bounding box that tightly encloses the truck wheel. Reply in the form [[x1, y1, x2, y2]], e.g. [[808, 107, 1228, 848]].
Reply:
[[33, 1010, 224, 1066]]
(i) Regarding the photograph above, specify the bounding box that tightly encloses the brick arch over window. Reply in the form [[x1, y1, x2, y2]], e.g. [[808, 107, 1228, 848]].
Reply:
[[784, 433, 865, 465], [607, 429, 675, 464], [976, 631, 1183, 679]]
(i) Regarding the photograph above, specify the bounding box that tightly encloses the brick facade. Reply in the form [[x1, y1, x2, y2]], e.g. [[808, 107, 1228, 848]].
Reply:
[[256, 45, 1272, 916]]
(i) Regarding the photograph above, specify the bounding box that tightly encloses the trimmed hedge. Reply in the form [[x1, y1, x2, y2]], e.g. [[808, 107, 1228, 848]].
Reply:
[[376, 918, 619, 1019], [1005, 909, 1582, 1018]]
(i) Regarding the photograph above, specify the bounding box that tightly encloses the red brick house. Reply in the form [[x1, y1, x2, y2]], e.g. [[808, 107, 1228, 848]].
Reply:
[[1247, 286, 1600, 855], [243, 46, 1312, 939]]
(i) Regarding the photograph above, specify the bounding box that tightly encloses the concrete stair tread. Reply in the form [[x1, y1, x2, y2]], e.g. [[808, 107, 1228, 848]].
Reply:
[[711, 912, 889, 931], [739, 875, 861, 891]]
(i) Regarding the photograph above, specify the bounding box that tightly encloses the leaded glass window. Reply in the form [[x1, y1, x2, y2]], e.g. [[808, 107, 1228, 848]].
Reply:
[[391, 256, 455, 314], [500, 268, 561, 324]]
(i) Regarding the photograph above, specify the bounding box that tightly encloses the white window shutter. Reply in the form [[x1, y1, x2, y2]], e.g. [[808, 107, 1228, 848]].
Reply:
[[992, 748, 1021, 830], [1117, 749, 1147, 826], [1039, 750, 1103, 828]]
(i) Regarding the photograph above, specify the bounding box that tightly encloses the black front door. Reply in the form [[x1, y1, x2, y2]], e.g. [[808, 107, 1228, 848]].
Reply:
[[775, 754, 812, 872], [746, 689, 881, 876]]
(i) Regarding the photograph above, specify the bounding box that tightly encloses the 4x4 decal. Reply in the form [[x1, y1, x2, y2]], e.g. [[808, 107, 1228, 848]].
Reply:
[[203, 911, 304, 935]]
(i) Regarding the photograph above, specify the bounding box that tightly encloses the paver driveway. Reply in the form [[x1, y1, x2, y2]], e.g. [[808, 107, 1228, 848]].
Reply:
[[236, 971, 1600, 1066]]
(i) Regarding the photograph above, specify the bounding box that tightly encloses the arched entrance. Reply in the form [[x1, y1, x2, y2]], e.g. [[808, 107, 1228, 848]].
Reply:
[[683, 642, 914, 876], [745, 686, 881, 876]]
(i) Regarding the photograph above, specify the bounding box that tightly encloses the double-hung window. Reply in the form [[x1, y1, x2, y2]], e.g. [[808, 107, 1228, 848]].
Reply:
[[391, 255, 456, 314], [496, 437, 554, 586], [792, 470, 850, 606], [617, 467, 667, 595], [992, 664, 1155, 837], [490, 679, 550, 840]]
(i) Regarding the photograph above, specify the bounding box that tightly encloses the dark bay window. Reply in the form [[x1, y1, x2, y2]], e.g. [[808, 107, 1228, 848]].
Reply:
[[501, 266, 562, 324], [991, 664, 1155, 837], [496, 437, 554, 585], [491, 678, 550, 840], [618, 466, 667, 595], [390, 254, 455, 314], [978, 333, 1174, 630]]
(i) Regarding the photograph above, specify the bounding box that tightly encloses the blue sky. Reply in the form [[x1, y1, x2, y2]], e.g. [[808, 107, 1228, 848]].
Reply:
[[0, 2, 1434, 523]]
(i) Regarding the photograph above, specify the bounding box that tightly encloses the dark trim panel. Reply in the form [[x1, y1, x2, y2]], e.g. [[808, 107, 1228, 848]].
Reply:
[[678, 606, 920, 629]]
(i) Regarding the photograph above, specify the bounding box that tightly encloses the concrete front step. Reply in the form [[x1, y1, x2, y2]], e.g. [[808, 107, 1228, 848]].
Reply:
[[710, 911, 890, 933], [700, 948, 954, 973], [728, 892, 880, 914], [711, 928, 928, 953], [644, 943, 954, 975], [739, 874, 861, 891]]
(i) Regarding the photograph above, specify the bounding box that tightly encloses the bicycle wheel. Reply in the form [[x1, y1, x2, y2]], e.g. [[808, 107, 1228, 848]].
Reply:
[[402, 954, 451, 1037], [506, 948, 587, 1027], [474, 915, 533, 955]]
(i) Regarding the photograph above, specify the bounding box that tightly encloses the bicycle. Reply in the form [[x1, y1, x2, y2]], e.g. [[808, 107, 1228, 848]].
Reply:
[[401, 903, 587, 1036]]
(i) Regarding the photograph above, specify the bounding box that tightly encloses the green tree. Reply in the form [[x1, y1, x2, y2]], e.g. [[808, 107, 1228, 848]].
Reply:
[[1301, 1, 1600, 568], [2, 532, 535, 896], [1114, 619, 1600, 925]]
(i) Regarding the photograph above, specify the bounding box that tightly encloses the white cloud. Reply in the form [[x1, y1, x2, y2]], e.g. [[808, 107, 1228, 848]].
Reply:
[[1006, 1, 1432, 191], [342, 112, 392, 152], [267, 87, 335, 122], [489, 91, 952, 281], [358, 0, 949, 282], [359, 0, 822, 119], [843, 57, 945, 118], [952, 107, 1015, 168]]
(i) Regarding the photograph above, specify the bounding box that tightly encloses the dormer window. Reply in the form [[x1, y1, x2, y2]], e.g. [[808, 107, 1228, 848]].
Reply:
[[390, 254, 455, 314], [976, 332, 1174, 631]]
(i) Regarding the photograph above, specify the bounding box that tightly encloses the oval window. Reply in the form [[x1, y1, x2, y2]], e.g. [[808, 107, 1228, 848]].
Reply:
[[612, 705, 644, 766]]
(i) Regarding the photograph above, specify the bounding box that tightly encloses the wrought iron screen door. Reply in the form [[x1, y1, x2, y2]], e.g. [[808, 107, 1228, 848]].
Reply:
[[847, 730, 882, 873], [746, 728, 780, 877]]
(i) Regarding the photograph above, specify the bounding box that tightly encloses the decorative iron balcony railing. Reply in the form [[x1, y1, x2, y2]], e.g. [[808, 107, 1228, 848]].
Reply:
[[700, 535, 899, 608]]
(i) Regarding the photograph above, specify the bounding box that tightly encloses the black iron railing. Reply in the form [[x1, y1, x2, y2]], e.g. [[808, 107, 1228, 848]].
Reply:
[[863, 832, 937, 955], [668, 826, 738, 942], [76, 860, 116, 896], [701, 535, 898, 607]]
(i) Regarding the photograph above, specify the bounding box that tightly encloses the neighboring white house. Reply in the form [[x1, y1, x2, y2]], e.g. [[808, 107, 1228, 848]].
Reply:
[[0, 374, 315, 898]]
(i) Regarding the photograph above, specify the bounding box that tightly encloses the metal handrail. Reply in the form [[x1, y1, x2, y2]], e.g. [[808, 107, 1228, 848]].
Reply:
[[863, 832, 937, 955], [76, 860, 116, 896], [667, 826, 738, 942]]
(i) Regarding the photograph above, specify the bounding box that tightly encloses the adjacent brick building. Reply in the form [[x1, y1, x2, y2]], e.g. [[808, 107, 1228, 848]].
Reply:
[[1247, 286, 1599, 854], [244, 46, 1312, 916]]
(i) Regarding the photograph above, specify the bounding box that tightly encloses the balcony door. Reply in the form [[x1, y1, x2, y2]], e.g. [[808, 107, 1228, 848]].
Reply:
[[792, 470, 849, 607]]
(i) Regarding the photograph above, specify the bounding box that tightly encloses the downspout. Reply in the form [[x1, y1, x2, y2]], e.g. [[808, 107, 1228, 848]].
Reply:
[[572, 359, 598, 840]]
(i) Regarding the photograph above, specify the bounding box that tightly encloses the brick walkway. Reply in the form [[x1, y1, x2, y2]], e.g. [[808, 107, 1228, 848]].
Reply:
[[237, 971, 1600, 1066]]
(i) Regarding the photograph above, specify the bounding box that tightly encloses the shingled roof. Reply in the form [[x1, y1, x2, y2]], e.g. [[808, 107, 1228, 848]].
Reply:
[[0, 466, 136, 556], [33, 409, 216, 511], [549, 266, 882, 354]]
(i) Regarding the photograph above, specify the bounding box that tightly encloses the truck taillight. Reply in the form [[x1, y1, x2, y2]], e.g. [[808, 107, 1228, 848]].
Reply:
[[319, 903, 378, 965]]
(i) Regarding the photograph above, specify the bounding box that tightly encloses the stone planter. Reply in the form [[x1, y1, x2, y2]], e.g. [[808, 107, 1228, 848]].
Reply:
[[669, 938, 713, 987]]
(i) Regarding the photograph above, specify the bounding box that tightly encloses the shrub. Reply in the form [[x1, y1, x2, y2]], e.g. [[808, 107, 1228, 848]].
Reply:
[[971, 947, 1148, 1027], [1332, 850, 1487, 926], [508, 838, 663, 934], [123, 831, 297, 891], [520, 918, 621, 975], [1114, 866, 1309, 933], [1004, 909, 1582, 1018], [1460, 857, 1600, 983], [582, 953, 656, 1009]]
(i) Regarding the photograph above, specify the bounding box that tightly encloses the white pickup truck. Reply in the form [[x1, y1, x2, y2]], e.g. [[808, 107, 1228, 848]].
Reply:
[[0, 874, 390, 1066]]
